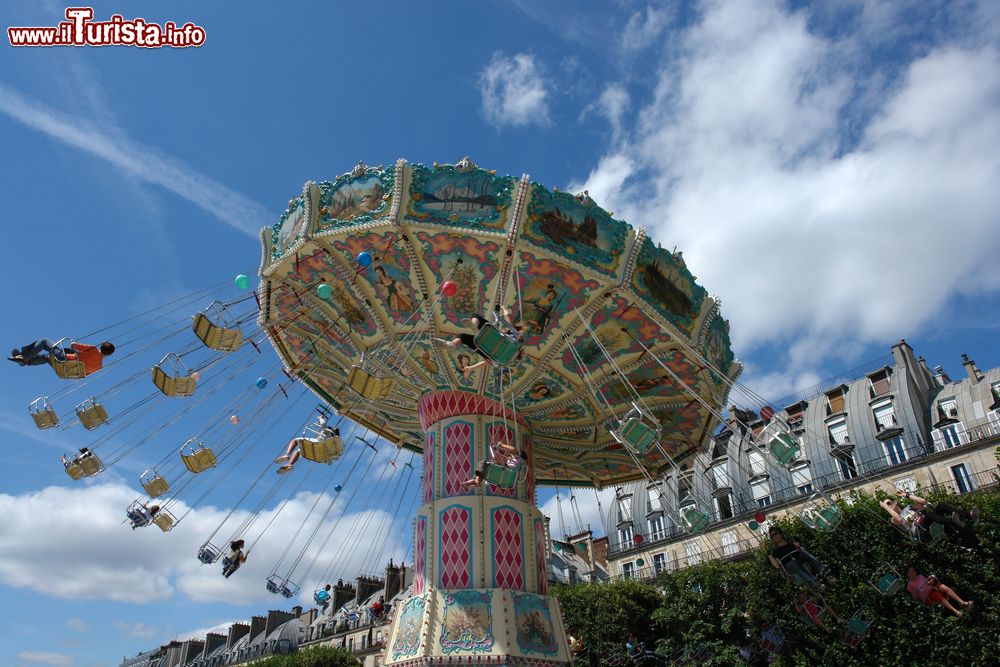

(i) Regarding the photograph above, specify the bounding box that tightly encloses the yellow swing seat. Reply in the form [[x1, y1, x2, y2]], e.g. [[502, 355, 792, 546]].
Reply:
[[299, 434, 344, 464], [29, 397, 58, 430], [347, 366, 394, 401], [151, 353, 197, 397], [64, 452, 103, 480], [140, 468, 170, 498], [181, 439, 217, 473], [153, 509, 177, 532], [49, 338, 87, 379], [192, 302, 243, 352], [76, 398, 109, 431]]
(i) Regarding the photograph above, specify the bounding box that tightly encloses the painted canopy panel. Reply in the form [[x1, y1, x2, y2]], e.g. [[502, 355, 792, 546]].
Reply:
[[260, 158, 740, 486]]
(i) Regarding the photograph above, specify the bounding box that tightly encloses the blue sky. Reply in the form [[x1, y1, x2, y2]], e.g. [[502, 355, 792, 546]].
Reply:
[[1, 1, 999, 666]]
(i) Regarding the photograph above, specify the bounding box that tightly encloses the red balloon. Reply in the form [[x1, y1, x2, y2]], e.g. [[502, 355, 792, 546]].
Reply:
[[760, 406, 775, 421], [754, 511, 766, 523], [441, 281, 457, 297], [634, 533, 644, 544]]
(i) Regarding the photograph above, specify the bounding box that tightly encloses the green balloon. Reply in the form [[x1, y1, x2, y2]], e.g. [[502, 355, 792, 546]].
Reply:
[[317, 283, 332, 300], [636, 558, 645, 567], [235, 274, 250, 289], [748, 520, 759, 531]]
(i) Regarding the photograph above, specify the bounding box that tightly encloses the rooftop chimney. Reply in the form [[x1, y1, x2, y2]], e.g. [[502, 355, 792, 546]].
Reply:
[[333, 579, 356, 611], [961, 354, 982, 383], [265, 609, 295, 637], [384, 559, 404, 601], [226, 623, 249, 650], [202, 633, 226, 658], [355, 574, 384, 605], [249, 615, 267, 641], [933, 365, 951, 386]]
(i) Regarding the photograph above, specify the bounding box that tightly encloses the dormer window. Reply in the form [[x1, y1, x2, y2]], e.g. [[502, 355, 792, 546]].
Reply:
[[825, 387, 847, 416], [868, 369, 891, 399], [616, 493, 633, 523], [647, 486, 663, 513], [785, 402, 805, 429]]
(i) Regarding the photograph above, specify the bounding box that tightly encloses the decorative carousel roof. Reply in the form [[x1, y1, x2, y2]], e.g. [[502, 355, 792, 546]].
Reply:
[[259, 158, 739, 488]]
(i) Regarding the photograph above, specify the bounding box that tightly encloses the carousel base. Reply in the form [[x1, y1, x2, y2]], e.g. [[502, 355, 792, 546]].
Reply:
[[384, 588, 572, 666]]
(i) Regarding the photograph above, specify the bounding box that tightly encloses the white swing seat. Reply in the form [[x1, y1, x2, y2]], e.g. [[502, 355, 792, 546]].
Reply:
[[29, 397, 58, 430], [140, 469, 170, 498], [76, 398, 109, 430], [197, 543, 222, 564], [347, 366, 394, 401], [192, 303, 243, 352], [181, 440, 217, 473], [151, 353, 197, 397], [473, 324, 522, 366]]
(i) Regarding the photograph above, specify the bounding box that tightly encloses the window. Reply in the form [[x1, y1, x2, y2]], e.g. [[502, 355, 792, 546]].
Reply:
[[936, 424, 963, 449], [618, 525, 634, 550], [939, 399, 959, 420], [710, 463, 730, 490], [869, 370, 890, 398], [647, 486, 663, 513], [834, 451, 858, 480], [653, 552, 667, 574], [684, 541, 702, 566], [883, 435, 907, 465], [715, 494, 733, 520], [721, 531, 739, 557], [789, 462, 813, 494], [617, 494, 633, 523], [951, 463, 974, 494], [621, 561, 635, 579], [678, 479, 694, 508], [748, 449, 767, 477], [648, 515, 665, 541], [827, 416, 849, 446], [361, 635, 367, 650], [348, 638, 354, 651], [826, 389, 846, 415], [785, 402, 805, 429], [750, 478, 771, 507], [872, 399, 897, 431]]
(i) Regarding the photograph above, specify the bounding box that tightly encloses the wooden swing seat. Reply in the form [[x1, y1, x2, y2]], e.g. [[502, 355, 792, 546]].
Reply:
[[151, 356, 197, 397], [300, 435, 344, 464], [192, 311, 243, 352], [141, 470, 170, 498], [76, 399, 109, 430], [30, 397, 58, 430], [153, 510, 176, 532], [64, 452, 102, 480], [181, 444, 217, 473]]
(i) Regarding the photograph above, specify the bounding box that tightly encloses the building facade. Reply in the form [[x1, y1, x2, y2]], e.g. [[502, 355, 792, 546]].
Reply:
[[605, 342, 1000, 579]]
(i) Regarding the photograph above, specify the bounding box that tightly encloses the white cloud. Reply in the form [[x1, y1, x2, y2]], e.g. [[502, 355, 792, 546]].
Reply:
[[114, 621, 158, 640], [539, 488, 615, 540], [0, 482, 410, 607], [622, 4, 673, 52], [177, 620, 237, 642], [16, 652, 74, 667], [574, 0, 1000, 390], [0, 82, 271, 237], [64, 618, 89, 631], [479, 53, 552, 129]]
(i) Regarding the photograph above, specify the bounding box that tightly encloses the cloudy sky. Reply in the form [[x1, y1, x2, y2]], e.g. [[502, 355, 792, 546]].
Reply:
[[1, 1, 998, 665]]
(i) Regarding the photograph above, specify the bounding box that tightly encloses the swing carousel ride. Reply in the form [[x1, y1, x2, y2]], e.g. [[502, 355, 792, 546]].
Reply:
[[23, 157, 740, 666]]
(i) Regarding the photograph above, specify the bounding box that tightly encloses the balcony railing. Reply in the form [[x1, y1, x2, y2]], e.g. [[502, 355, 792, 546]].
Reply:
[[612, 535, 763, 581], [607, 416, 1000, 556]]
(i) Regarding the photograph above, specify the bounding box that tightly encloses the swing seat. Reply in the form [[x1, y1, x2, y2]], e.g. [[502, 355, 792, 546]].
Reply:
[[64, 452, 103, 480], [140, 469, 170, 498], [347, 366, 394, 401], [612, 417, 660, 454], [151, 354, 197, 397], [314, 589, 331, 605], [482, 462, 523, 489], [266, 576, 282, 594], [299, 435, 344, 464], [75, 398, 109, 430], [870, 564, 903, 596], [680, 506, 709, 533], [760, 626, 784, 653], [197, 543, 222, 564], [280, 581, 299, 599], [798, 492, 842, 532], [126, 502, 154, 528], [29, 397, 58, 430], [153, 509, 176, 532], [768, 433, 800, 465], [473, 324, 522, 366], [192, 304, 243, 352], [49, 339, 87, 380], [922, 521, 945, 545], [842, 609, 872, 647], [181, 440, 217, 473]]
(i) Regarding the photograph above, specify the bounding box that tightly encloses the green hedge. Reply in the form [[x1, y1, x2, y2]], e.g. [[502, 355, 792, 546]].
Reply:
[[555, 489, 1000, 666], [252, 646, 360, 667]]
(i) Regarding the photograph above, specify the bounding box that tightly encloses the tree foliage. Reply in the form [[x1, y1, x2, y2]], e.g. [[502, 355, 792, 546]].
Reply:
[[554, 489, 1000, 666]]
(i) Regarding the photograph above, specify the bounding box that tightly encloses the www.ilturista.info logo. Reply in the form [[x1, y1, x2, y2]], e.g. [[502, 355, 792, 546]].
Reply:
[[8, 7, 206, 48]]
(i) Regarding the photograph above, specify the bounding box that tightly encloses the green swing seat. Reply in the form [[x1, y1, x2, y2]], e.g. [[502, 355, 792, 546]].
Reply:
[[799, 493, 842, 532], [768, 433, 800, 466], [842, 609, 873, 647], [482, 462, 524, 490], [29, 396, 58, 430], [610, 402, 662, 455], [75, 398, 109, 431], [680, 506, 710, 533], [473, 324, 522, 366], [870, 564, 903, 596]]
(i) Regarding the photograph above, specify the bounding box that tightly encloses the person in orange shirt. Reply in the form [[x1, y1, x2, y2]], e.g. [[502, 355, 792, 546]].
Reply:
[[10, 339, 115, 374]]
